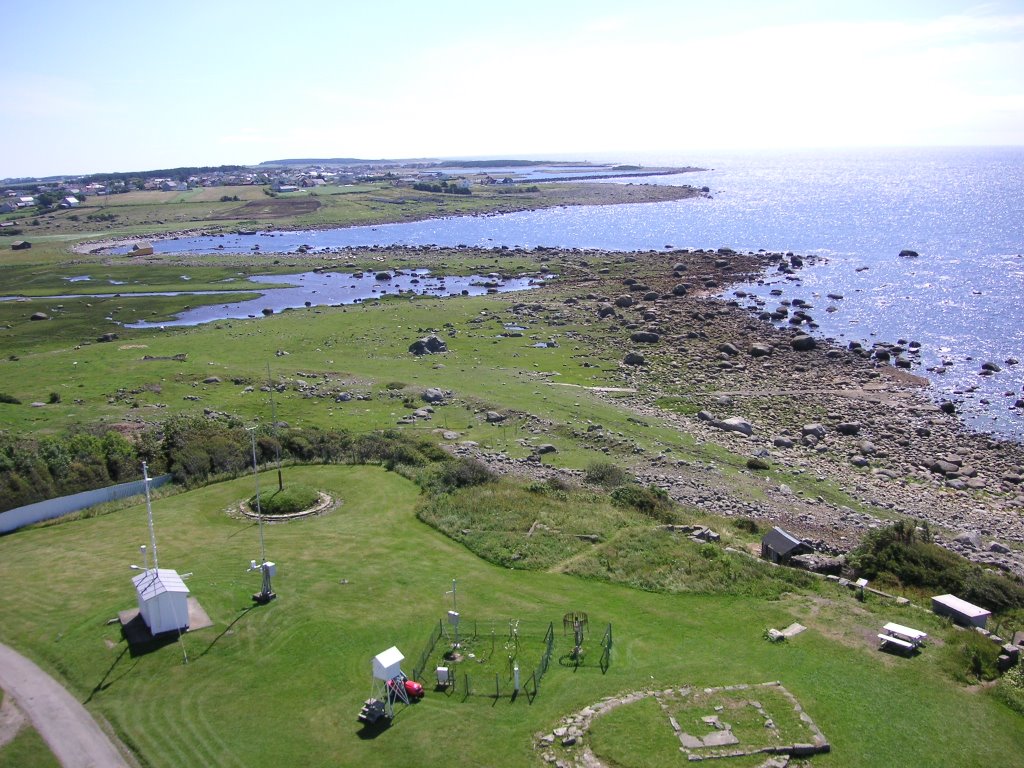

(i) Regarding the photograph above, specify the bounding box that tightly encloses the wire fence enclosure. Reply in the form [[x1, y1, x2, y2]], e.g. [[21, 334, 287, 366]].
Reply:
[[411, 618, 555, 702], [0, 474, 172, 534]]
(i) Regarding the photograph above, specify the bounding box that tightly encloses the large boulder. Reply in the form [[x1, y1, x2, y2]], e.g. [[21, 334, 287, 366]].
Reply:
[[717, 342, 740, 356], [791, 334, 816, 351], [422, 388, 445, 403], [630, 331, 661, 343], [623, 351, 645, 366], [614, 294, 634, 308], [408, 335, 448, 355], [712, 417, 753, 437], [801, 424, 826, 439]]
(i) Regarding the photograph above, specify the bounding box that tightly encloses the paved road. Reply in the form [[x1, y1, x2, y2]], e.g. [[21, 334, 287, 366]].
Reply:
[[0, 641, 130, 767]]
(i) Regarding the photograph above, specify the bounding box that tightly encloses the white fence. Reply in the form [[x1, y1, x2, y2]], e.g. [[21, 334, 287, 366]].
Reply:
[[0, 474, 173, 534]]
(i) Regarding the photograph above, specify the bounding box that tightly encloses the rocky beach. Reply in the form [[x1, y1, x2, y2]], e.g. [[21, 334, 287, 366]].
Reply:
[[434, 245, 1024, 577]]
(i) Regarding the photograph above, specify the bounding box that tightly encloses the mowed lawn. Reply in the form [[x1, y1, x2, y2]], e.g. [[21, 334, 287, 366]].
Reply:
[[0, 465, 1021, 768]]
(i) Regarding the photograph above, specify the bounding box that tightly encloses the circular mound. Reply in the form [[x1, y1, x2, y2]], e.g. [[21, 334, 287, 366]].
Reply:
[[239, 486, 335, 521], [250, 484, 320, 516]]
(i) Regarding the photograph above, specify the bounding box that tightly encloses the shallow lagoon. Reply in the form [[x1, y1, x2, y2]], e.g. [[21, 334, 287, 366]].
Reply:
[[122, 269, 545, 328]]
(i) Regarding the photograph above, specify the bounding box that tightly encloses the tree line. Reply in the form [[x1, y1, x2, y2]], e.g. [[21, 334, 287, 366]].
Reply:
[[0, 415, 448, 513]]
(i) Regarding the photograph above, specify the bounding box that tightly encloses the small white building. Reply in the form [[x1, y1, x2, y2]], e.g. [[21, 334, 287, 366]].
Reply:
[[931, 593, 991, 628], [132, 568, 190, 635], [373, 646, 405, 681]]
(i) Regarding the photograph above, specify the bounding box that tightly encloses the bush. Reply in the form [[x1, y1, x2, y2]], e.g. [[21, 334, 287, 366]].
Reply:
[[849, 522, 1024, 613], [996, 664, 1024, 715], [251, 484, 319, 516], [47, 391, 61, 404], [733, 518, 760, 534], [426, 458, 495, 494], [610, 485, 678, 523], [584, 460, 630, 488], [0, 393, 21, 404]]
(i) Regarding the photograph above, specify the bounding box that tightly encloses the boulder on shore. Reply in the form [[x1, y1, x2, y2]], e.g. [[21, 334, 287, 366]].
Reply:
[[791, 334, 816, 351], [409, 335, 448, 355]]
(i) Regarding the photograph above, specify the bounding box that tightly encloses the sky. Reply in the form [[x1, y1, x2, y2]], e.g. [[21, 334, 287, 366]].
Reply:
[[3, 0, 1024, 177]]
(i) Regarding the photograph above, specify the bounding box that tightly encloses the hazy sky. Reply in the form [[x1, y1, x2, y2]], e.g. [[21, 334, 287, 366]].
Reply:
[[3, 0, 1023, 177]]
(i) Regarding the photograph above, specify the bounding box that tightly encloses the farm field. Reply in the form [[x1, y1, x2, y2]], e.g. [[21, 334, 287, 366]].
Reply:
[[0, 464, 1021, 768]]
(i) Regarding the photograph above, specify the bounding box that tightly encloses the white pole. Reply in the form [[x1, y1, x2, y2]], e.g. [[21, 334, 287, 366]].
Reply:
[[248, 428, 266, 564], [143, 461, 158, 570]]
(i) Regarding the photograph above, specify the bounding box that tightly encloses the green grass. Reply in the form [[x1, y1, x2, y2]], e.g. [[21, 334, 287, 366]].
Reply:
[[1, 465, 1022, 767], [0, 725, 60, 768], [253, 484, 320, 515], [588, 696, 683, 767]]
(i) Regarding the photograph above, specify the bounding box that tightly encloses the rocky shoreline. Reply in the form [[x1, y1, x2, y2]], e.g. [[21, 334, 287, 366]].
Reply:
[[437, 246, 1024, 577]]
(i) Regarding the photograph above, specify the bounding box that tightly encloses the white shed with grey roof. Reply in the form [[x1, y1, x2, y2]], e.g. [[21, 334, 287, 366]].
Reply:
[[931, 593, 990, 628], [132, 568, 190, 635]]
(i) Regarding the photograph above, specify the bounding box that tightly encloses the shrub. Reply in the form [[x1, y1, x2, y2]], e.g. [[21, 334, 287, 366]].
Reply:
[[849, 522, 1024, 613], [47, 391, 61, 404], [733, 518, 760, 534], [584, 460, 630, 488], [996, 664, 1024, 715], [427, 458, 495, 493], [610, 485, 678, 523], [0, 393, 21, 404]]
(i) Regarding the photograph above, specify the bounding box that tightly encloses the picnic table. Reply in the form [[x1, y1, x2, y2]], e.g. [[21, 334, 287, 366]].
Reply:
[[882, 622, 927, 647]]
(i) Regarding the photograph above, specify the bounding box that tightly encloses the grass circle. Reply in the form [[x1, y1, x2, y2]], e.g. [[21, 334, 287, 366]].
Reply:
[[250, 484, 321, 516]]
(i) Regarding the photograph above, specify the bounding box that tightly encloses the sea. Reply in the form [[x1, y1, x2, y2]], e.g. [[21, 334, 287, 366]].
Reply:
[[120, 147, 1024, 441]]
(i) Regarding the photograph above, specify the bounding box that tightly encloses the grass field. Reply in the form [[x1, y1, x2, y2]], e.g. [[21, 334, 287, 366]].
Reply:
[[0, 464, 1021, 767]]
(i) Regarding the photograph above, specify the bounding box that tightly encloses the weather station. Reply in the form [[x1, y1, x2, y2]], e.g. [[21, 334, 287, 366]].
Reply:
[[119, 461, 207, 660], [247, 426, 277, 604]]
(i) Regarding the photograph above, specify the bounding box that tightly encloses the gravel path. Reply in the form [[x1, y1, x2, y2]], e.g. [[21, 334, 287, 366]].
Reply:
[[0, 642, 130, 768]]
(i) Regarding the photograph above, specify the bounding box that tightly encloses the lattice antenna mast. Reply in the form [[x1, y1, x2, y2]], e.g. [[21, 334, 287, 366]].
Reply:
[[143, 461, 159, 570]]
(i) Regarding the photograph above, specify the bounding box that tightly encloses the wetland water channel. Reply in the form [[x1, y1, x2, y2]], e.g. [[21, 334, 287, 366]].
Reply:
[[12, 270, 546, 328]]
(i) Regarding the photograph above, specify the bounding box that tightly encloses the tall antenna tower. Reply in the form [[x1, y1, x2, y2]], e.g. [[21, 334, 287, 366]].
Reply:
[[143, 461, 159, 570], [266, 362, 284, 492], [247, 426, 277, 603]]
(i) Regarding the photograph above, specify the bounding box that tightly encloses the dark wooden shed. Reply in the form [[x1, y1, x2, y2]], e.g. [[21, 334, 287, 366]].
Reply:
[[761, 526, 812, 564]]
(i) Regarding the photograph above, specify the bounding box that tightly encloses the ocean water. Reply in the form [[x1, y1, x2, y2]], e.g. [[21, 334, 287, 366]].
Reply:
[[129, 147, 1024, 439]]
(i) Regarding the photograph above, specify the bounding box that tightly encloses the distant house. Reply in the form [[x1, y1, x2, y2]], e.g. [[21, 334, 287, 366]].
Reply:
[[931, 594, 991, 628], [761, 526, 812, 564], [131, 241, 155, 256], [60, 196, 80, 208], [11, 241, 31, 250], [0, 201, 17, 214], [17, 196, 35, 208]]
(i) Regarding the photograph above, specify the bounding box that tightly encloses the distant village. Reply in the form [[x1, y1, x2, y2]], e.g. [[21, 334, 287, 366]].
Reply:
[[0, 160, 529, 218]]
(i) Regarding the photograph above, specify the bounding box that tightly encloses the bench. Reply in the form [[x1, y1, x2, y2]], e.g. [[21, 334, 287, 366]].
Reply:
[[878, 633, 915, 652]]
